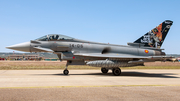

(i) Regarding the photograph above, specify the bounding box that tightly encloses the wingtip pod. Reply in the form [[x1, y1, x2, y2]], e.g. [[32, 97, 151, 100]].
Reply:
[[134, 20, 173, 48]]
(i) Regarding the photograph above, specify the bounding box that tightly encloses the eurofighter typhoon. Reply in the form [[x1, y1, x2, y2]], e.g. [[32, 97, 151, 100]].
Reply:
[[6, 20, 173, 76]]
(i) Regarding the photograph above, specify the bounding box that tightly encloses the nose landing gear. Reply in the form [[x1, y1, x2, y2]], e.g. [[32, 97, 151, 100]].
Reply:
[[63, 69, 69, 75], [63, 64, 69, 75]]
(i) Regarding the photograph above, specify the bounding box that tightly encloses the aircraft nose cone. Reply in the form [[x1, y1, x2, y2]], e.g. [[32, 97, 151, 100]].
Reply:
[[6, 42, 30, 52]]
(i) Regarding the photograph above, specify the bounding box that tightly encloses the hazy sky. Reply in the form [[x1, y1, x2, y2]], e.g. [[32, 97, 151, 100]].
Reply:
[[0, 0, 179, 54]]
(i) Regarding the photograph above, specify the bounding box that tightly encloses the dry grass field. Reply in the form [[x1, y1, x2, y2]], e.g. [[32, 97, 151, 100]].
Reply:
[[0, 61, 180, 70], [0, 61, 96, 70]]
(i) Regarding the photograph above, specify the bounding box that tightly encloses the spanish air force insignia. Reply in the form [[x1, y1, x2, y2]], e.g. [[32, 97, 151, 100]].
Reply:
[[145, 50, 149, 53]]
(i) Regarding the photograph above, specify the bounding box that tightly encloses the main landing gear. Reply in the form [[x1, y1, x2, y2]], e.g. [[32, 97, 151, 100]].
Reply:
[[101, 68, 109, 73], [112, 68, 121, 76], [101, 67, 121, 76]]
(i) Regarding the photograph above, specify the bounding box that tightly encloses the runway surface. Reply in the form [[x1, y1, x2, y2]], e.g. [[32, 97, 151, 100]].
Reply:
[[1, 86, 180, 101], [0, 69, 180, 88], [0, 69, 180, 101]]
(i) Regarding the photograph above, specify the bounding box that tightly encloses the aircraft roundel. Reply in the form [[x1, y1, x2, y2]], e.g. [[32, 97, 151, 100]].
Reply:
[[144, 50, 149, 53]]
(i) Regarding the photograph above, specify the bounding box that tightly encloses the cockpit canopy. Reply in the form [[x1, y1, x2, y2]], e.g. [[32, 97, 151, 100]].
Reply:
[[35, 34, 74, 41]]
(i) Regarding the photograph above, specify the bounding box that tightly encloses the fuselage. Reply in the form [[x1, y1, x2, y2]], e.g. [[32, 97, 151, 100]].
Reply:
[[6, 34, 165, 62], [30, 40, 164, 59]]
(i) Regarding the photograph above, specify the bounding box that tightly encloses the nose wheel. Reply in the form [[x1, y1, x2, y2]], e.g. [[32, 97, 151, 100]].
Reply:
[[63, 64, 69, 75], [63, 69, 69, 75]]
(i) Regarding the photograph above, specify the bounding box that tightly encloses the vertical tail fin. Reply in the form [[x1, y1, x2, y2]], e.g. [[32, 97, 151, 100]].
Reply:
[[134, 20, 173, 48]]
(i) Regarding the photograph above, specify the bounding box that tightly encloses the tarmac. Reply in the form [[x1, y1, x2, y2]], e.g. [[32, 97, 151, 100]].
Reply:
[[0, 69, 180, 101]]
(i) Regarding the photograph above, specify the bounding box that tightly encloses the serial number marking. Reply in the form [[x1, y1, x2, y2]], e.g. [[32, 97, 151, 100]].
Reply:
[[69, 44, 83, 48]]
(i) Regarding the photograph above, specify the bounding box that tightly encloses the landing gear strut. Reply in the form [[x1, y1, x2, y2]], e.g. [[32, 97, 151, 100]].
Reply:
[[112, 68, 121, 76], [101, 68, 109, 73], [63, 64, 69, 75]]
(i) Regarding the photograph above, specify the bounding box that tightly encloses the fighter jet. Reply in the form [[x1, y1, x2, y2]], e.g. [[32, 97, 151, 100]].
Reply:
[[6, 20, 173, 76]]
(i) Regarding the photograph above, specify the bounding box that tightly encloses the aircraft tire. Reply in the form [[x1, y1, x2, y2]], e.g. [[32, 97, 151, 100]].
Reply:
[[63, 69, 69, 75], [112, 68, 121, 76], [101, 68, 109, 73]]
